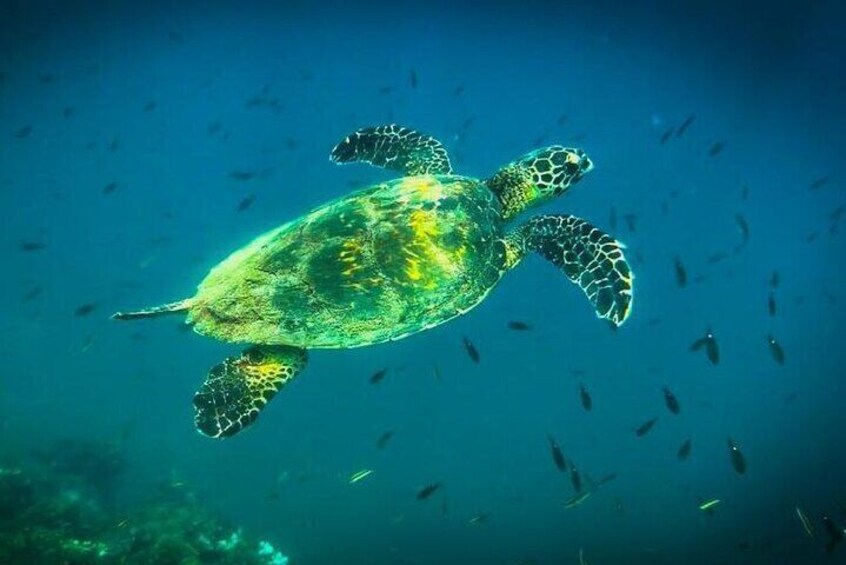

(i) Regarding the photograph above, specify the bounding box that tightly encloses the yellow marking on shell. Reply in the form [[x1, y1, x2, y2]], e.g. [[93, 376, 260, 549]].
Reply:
[[398, 176, 446, 205], [401, 208, 466, 286]]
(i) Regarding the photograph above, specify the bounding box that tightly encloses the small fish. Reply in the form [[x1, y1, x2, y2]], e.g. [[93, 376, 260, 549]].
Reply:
[[74, 303, 98, 317], [675, 115, 695, 137], [39, 73, 55, 84], [228, 171, 255, 181], [207, 121, 222, 136], [547, 434, 567, 472], [690, 329, 719, 365], [769, 270, 780, 289], [563, 490, 591, 508], [409, 69, 418, 89], [369, 368, 387, 385], [623, 213, 637, 232], [416, 483, 442, 500], [143, 100, 157, 112], [237, 193, 256, 212], [677, 438, 692, 461], [348, 469, 373, 484], [659, 127, 674, 145], [635, 418, 657, 437], [822, 515, 844, 553], [62, 106, 74, 118], [453, 84, 465, 97], [376, 430, 395, 449], [462, 336, 479, 363], [796, 507, 814, 538], [102, 181, 118, 194], [609, 206, 617, 230], [708, 141, 725, 157], [19, 240, 46, 251], [699, 498, 721, 512], [735, 214, 750, 245], [727, 438, 746, 475], [767, 334, 785, 365], [707, 251, 729, 264], [569, 464, 582, 492], [507, 320, 532, 331], [433, 364, 442, 382], [740, 184, 749, 200], [673, 257, 687, 288], [109, 136, 119, 152], [767, 293, 777, 316], [22, 285, 43, 302], [579, 384, 592, 411], [662, 387, 680, 414], [460, 116, 475, 130], [13, 125, 32, 138], [468, 513, 489, 525], [809, 176, 830, 190], [377, 85, 394, 94], [556, 114, 568, 126]]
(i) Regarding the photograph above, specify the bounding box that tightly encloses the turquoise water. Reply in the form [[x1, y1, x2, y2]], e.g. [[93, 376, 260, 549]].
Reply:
[[2, 1, 845, 563]]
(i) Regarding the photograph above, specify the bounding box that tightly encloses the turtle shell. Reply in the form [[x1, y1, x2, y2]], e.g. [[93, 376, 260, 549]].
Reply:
[[187, 175, 508, 348]]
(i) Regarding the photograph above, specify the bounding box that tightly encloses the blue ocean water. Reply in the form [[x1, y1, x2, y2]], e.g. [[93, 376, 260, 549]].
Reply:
[[2, 1, 845, 563]]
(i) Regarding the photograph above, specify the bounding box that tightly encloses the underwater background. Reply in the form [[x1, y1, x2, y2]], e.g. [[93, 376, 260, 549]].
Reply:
[[2, 0, 845, 563]]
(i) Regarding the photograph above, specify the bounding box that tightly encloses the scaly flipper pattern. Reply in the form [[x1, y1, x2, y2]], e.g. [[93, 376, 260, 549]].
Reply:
[[330, 124, 453, 175]]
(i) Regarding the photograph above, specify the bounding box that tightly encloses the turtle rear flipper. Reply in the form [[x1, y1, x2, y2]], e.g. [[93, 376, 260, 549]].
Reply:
[[508, 215, 633, 326], [194, 345, 307, 438], [330, 124, 453, 175]]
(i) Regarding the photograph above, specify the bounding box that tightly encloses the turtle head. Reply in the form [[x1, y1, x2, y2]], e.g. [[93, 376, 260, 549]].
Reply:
[[486, 146, 593, 220]]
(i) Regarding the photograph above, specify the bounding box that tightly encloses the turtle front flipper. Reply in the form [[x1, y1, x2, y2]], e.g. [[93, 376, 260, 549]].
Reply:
[[193, 345, 307, 438], [507, 215, 633, 326], [330, 124, 453, 175]]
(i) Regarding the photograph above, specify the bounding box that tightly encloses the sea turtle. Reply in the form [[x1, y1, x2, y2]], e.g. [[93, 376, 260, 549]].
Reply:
[[113, 125, 634, 438]]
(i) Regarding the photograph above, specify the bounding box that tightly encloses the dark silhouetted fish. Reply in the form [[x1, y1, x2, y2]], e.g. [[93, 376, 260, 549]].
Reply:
[[409, 69, 418, 89], [569, 464, 582, 492], [708, 141, 725, 157], [547, 434, 567, 472], [677, 438, 692, 461], [460, 116, 475, 131], [635, 418, 657, 437], [468, 513, 489, 525], [609, 206, 617, 230], [13, 125, 32, 138], [453, 85, 465, 97], [557, 114, 568, 126], [735, 214, 749, 246], [207, 121, 222, 136], [507, 320, 532, 331], [143, 100, 157, 112], [20, 240, 46, 251], [768, 293, 777, 317], [660, 127, 674, 145], [109, 136, 119, 152], [767, 335, 785, 365], [377, 85, 394, 94], [675, 115, 695, 137], [673, 257, 687, 288], [662, 387, 680, 415], [22, 285, 43, 302], [237, 193, 256, 212], [822, 515, 844, 553], [74, 303, 98, 317], [769, 270, 780, 289], [690, 329, 719, 365], [707, 251, 729, 264], [63, 106, 74, 118], [102, 181, 118, 195], [809, 176, 830, 191], [416, 483, 442, 500], [369, 368, 387, 385], [579, 384, 592, 411], [623, 213, 637, 232], [376, 429, 395, 449], [740, 184, 749, 200], [727, 438, 746, 475], [229, 171, 255, 181], [462, 336, 479, 363]]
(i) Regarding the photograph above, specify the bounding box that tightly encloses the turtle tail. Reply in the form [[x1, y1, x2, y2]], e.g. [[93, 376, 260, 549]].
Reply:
[[112, 298, 193, 321]]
